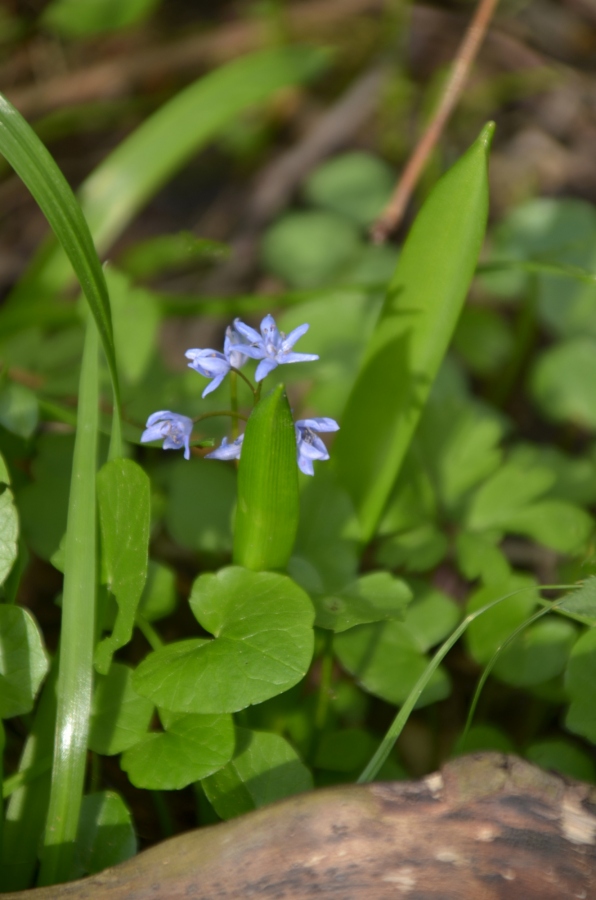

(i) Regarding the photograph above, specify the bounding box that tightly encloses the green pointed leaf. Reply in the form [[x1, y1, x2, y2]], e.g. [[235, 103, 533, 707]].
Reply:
[[95, 459, 150, 675], [0, 485, 19, 588], [313, 571, 412, 632], [121, 711, 234, 790], [0, 606, 49, 719], [133, 567, 314, 714], [72, 792, 136, 879], [88, 663, 153, 756], [234, 385, 299, 571], [202, 727, 312, 819], [334, 123, 493, 541], [565, 628, 596, 744], [498, 500, 592, 554]]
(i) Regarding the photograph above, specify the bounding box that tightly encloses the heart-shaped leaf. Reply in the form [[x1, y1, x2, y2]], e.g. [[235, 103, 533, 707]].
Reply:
[[133, 567, 314, 714]]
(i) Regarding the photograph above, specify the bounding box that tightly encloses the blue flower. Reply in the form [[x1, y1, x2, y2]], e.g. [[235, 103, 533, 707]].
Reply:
[[205, 434, 244, 460], [233, 314, 319, 382], [295, 417, 340, 475], [141, 411, 193, 460], [186, 325, 251, 397]]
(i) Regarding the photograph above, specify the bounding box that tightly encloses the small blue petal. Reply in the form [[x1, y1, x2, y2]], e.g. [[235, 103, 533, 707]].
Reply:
[[141, 411, 193, 460]]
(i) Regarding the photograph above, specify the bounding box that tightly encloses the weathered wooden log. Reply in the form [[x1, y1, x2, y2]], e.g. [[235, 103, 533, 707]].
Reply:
[[5, 753, 596, 899]]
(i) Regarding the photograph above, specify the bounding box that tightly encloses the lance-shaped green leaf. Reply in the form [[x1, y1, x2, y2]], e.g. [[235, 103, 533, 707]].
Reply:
[[202, 727, 313, 820], [95, 459, 150, 675], [234, 384, 299, 571], [334, 123, 494, 541], [133, 567, 314, 714], [0, 95, 121, 455]]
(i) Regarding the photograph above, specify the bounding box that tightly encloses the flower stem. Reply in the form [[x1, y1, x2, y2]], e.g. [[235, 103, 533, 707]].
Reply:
[[230, 371, 239, 440], [229, 366, 256, 398], [192, 410, 249, 424]]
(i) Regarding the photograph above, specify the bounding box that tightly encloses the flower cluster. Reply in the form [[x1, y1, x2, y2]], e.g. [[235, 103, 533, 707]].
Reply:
[[141, 314, 338, 476]]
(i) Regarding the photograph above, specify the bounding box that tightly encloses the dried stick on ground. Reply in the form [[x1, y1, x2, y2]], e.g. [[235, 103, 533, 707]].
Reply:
[[5, 753, 595, 899], [371, 0, 501, 243]]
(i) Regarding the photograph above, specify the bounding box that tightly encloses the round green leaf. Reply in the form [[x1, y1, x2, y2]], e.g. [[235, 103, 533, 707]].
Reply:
[[303, 151, 394, 227], [0, 606, 49, 719], [0, 383, 38, 439], [120, 711, 234, 790], [565, 628, 596, 744], [525, 738, 596, 783], [334, 619, 451, 709], [88, 663, 154, 756], [133, 567, 315, 714], [530, 337, 596, 430], [465, 574, 538, 666], [261, 211, 362, 288], [202, 727, 312, 819], [494, 618, 578, 688]]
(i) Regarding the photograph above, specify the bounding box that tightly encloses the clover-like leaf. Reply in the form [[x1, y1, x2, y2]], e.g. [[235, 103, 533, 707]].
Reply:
[[313, 572, 412, 632], [133, 567, 314, 714], [202, 727, 312, 819], [120, 710, 234, 790]]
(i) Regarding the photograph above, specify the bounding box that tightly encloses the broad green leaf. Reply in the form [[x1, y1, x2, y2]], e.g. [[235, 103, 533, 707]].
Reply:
[[105, 267, 160, 385], [202, 727, 312, 819], [72, 792, 136, 879], [565, 628, 596, 744], [499, 500, 592, 554], [0, 606, 49, 718], [335, 620, 451, 709], [557, 577, 596, 624], [376, 523, 448, 573], [464, 458, 554, 532], [313, 571, 412, 633], [509, 443, 596, 506], [0, 486, 18, 588], [234, 385, 299, 571], [334, 123, 494, 541], [121, 711, 234, 790], [530, 337, 596, 430], [289, 468, 359, 595], [378, 451, 437, 536], [401, 582, 461, 653], [493, 618, 578, 687], [416, 397, 505, 514], [261, 211, 362, 288], [138, 561, 177, 623], [0, 95, 121, 450], [95, 459, 150, 674], [0, 452, 10, 485], [455, 530, 510, 584], [164, 457, 236, 554], [133, 567, 314, 714], [304, 151, 394, 227], [8, 46, 326, 305], [88, 663, 153, 756], [465, 573, 538, 665], [44, 0, 159, 37], [525, 738, 596, 783], [0, 383, 38, 438]]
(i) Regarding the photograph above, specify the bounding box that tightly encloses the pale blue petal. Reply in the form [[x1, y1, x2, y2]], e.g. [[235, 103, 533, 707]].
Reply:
[[255, 357, 279, 382], [282, 323, 309, 351], [280, 352, 319, 365], [297, 452, 315, 476], [296, 417, 339, 432], [233, 318, 262, 344]]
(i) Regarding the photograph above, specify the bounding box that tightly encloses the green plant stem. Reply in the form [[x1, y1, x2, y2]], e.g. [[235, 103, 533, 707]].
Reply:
[[193, 409, 249, 425], [229, 366, 256, 399], [357, 583, 577, 784], [135, 614, 164, 651], [230, 371, 239, 441], [38, 319, 100, 886]]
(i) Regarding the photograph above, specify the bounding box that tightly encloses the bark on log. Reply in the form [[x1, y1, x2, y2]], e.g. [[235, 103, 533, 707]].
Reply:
[[5, 753, 596, 899]]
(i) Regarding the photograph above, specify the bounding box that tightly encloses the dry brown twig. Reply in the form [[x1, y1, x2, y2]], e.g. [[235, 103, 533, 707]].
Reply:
[[371, 0, 501, 243]]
